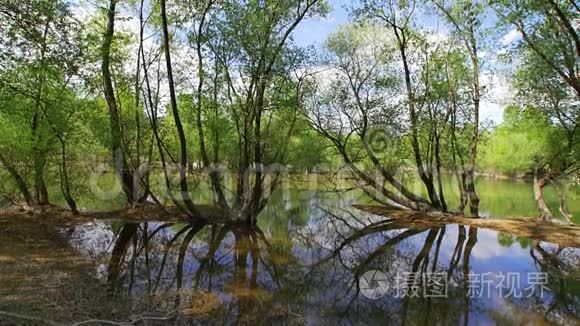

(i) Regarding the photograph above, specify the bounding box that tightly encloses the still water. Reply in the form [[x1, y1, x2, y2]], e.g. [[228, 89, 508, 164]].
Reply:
[[0, 178, 579, 325]]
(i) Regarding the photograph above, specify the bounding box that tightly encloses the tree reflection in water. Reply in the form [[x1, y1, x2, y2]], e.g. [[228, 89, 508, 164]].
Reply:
[[101, 220, 306, 323], [75, 206, 578, 325]]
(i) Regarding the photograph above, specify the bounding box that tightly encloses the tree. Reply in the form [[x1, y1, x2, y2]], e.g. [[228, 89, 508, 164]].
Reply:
[[145, 0, 329, 223], [308, 23, 443, 211], [486, 0, 579, 222], [431, 0, 485, 217], [308, 0, 489, 216], [354, 0, 449, 211], [101, 0, 140, 205], [0, 0, 83, 207], [490, 0, 579, 96]]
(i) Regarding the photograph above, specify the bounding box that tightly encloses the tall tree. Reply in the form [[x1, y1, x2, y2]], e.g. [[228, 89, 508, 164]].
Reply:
[[0, 0, 82, 207], [432, 0, 484, 216], [308, 23, 447, 211], [490, 0, 579, 96], [101, 0, 152, 205], [159, 0, 201, 217], [155, 0, 328, 222], [355, 0, 446, 211], [489, 0, 579, 222]]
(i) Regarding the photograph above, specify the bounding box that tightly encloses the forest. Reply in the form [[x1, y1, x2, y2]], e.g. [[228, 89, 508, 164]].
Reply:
[[0, 0, 578, 222], [0, 0, 579, 325]]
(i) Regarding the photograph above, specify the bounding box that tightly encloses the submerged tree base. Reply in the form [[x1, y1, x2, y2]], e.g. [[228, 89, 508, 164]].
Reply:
[[0, 203, 239, 225], [354, 205, 580, 248], [3, 203, 578, 247]]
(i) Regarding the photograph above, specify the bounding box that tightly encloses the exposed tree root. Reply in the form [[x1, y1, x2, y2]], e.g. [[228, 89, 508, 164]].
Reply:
[[0, 203, 233, 225], [2, 203, 578, 247], [354, 205, 580, 248]]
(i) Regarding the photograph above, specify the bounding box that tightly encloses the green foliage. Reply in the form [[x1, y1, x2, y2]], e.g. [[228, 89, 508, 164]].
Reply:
[[479, 106, 560, 175], [0, 0, 577, 213]]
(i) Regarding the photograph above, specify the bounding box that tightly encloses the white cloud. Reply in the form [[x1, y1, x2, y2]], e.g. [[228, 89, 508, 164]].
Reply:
[[500, 29, 521, 46], [470, 229, 528, 260], [479, 73, 514, 124], [485, 73, 513, 104], [71, 0, 94, 23], [480, 101, 505, 124], [425, 31, 449, 44]]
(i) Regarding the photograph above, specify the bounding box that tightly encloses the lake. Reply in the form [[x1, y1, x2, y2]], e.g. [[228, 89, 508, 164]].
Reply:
[[0, 177, 578, 325]]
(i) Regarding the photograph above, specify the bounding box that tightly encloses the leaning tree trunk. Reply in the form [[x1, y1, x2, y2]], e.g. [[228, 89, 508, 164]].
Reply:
[[393, 26, 442, 210], [0, 153, 33, 207], [549, 179, 574, 224], [59, 141, 79, 215], [533, 166, 554, 222]]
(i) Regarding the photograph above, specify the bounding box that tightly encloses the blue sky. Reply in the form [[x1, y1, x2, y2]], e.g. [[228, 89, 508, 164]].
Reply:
[[293, 0, 349, 47], [293, 0, 447, 47], [291, 0, 513, 124], [72, 0, 512, 124]]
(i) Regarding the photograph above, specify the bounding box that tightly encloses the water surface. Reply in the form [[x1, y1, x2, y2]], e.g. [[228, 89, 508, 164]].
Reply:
[[1, 180, 579, 325]]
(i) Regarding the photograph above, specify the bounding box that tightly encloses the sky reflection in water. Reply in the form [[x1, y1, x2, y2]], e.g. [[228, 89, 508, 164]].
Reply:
[[66, 189, 580, 325]]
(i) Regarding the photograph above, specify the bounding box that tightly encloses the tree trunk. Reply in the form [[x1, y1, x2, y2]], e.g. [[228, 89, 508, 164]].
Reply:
[[160, 0, 200, 218], [393, 26, 442, 210], [32, 151, 49, 205], [434, 134, 448, 212], [132, 0, 144, 204], [446, 60, 468, 213], [0, 153, 33, 207], [140, 35, 188, 215], [194, 2, 229, 210], [59, 141, 79, 215], [549, 179, 574, 224], [435, 3, 481, 217], [102, 0, 135, 204], [533, 166, 553, 221], [465, 33, 481, 218], [32, 14, 51, 206]]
